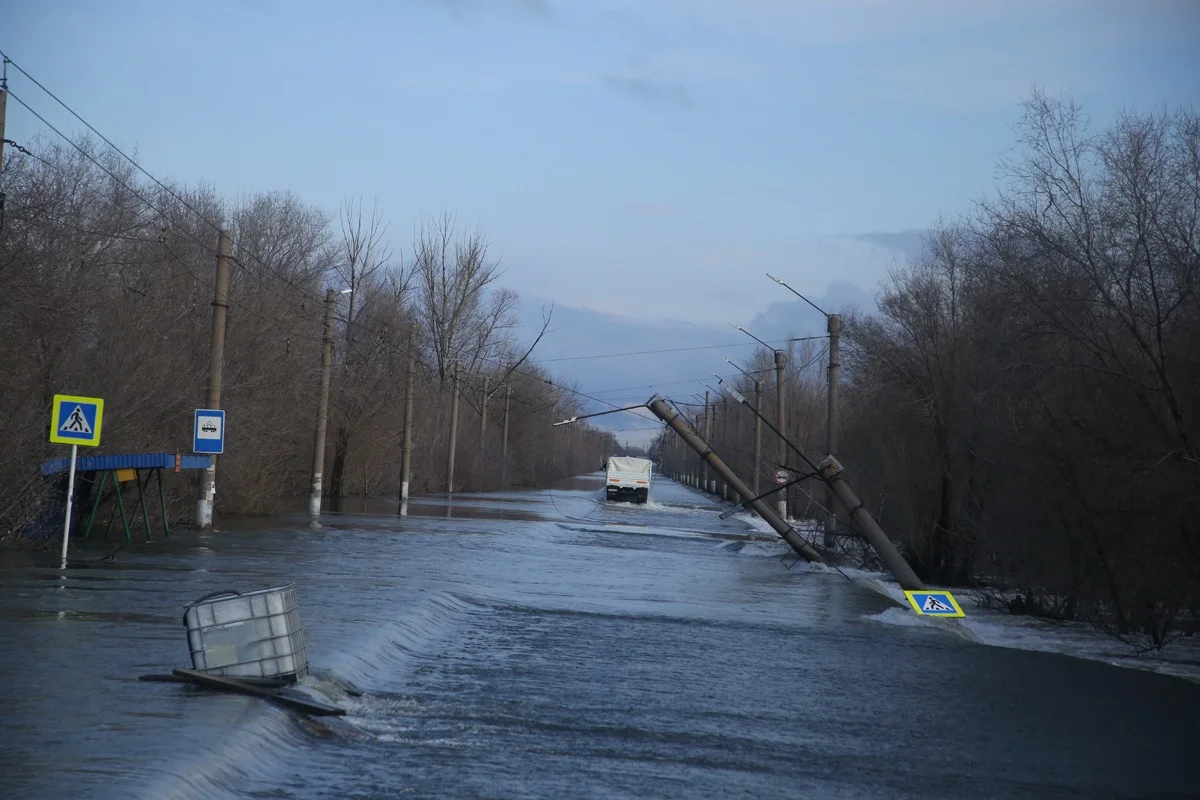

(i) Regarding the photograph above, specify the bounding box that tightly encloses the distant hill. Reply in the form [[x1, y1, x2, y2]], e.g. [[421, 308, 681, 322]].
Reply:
[[513, 281, 878, 446]]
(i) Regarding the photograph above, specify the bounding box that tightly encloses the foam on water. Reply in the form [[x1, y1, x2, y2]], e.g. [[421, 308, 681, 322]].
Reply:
[[845, 565, 1200, 682], [139, 589, 487, 798]]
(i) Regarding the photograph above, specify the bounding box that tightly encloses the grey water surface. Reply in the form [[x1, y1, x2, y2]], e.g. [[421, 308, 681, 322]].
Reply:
[[1, 475, 1197, 799]]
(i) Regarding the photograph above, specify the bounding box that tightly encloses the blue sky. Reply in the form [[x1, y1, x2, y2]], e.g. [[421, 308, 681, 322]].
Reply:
[[5, 0, 1198, 326]]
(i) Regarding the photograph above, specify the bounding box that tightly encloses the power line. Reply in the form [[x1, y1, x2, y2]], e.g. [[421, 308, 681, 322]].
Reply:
[[5, 89, 338, 353], [534, 336, 825, 363], [0, 53, 386, 337], [3, 56, 833, 444]]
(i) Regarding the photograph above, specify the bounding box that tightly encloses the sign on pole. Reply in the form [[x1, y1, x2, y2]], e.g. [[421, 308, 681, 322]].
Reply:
[[50, 394, 104, 447], [904, 590, 966, 617], [774, 468, 790, 485], [193, 409, 225, 455], [50, 393, 104, 570]]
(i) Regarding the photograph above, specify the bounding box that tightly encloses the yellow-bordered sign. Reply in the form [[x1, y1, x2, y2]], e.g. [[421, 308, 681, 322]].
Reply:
[[904, 589, 965, 617], [50, 394, 104, 447]]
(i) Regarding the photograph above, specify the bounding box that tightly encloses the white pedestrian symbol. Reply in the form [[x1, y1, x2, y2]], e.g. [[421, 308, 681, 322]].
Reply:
[[923, 595, 953, 612], [61, 405, 92, 434]]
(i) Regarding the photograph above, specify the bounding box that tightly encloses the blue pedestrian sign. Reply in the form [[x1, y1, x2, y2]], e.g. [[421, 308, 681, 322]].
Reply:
[[50, 394, 104, 447], [194, 409, 225, 455], [904, 589, 966, 617]]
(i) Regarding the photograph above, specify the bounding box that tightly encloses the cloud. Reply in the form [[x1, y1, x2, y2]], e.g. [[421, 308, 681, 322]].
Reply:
[[848, 230, 930, 263], [603, 76, 693, 109]]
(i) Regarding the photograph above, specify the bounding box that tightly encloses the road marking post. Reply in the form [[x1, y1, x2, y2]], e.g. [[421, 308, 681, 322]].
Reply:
[[49, 394, 104, 569]]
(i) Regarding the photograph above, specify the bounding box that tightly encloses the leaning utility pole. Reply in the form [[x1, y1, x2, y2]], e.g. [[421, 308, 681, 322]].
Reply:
[[825, 313, 842, 547], [309, 287, 337, 522], [774, 349, 788, 520], [399, 323, 416, 516], [647, 396, 824, 562], [196, 230, 231, 529], [446, 361, 461, 496], [480, 375, 490, 444]]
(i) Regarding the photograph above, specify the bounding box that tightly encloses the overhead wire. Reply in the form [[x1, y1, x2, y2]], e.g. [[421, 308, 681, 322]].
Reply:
[[7, 58, 831, 418], [0, 54, 401, 347], [7, 55, 852, 488], [533, 336, 826, 363]]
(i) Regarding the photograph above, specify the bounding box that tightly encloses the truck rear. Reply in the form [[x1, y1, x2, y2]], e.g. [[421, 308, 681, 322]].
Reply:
[[605, 456, 653, 504]]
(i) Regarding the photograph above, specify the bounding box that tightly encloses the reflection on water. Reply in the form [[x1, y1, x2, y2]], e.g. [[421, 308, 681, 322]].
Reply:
[[2, 477, 1198, 800]]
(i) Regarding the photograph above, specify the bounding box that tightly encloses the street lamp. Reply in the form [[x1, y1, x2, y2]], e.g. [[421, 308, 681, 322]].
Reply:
[[729, 322, 787, 519], [764, 274, 840, 546], [727, 322, 776, 353]]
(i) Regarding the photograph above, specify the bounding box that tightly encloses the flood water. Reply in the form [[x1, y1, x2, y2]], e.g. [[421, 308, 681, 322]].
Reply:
[[1, 474, 1197, 799]]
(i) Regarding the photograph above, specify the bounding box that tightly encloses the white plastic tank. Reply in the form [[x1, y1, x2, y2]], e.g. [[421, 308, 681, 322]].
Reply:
[[183, 584, 309, 681]]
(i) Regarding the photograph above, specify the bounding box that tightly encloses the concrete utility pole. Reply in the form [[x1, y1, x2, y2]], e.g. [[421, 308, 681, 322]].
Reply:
[[703, 391, 712, 493], [717, 401, 729, 500], [753, 379, 762, 499], [399, 323, 416, 516], [446, 361, 461, 496], [0, 64, 7, 187], [309, 287, 339, 522], [646, 395, 824, 563], [481, 375, 490, 444], [196, 230, 231, 529], [502, 383, 511, 478], [819, 455, 923, 590], [722, 358, 763, 504], [774, 349, 788, 520], [825, 313, 842, 547]]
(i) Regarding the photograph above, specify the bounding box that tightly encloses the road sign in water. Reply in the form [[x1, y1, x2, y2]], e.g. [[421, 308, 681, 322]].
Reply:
[[194, 409, 225, 455], [50, 394, 104, 447], [904, 589, 966, 617]]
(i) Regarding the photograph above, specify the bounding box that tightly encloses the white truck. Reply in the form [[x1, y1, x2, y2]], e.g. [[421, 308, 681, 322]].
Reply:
[[605, 456, 653, 504]]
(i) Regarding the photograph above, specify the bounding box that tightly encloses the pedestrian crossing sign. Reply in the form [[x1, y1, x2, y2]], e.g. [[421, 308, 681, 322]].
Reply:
[[50, 394, 104, 447], [904, 589, 965, 617]]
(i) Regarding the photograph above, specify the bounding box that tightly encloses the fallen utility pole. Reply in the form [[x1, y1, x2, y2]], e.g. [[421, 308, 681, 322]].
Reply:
[[819, 454, 923, 590], [644, 395, 824, 562], [697, 379, 925, 591], [550, 398, 924, 589]]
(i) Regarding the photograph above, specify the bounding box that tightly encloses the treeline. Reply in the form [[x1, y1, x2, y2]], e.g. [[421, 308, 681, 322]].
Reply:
[[657, 93, 1199, 646], [0, 135, 617, 542]]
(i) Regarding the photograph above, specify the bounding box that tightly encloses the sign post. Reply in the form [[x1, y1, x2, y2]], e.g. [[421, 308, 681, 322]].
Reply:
[[49, 394, 104, 569]]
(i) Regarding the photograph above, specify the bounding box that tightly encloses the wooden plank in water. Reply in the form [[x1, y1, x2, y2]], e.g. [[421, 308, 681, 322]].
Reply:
[[171, 668, 346, 716]]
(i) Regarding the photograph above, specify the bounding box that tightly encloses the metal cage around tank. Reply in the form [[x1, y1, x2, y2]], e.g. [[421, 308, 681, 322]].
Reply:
[[182, 584, 310, 682]]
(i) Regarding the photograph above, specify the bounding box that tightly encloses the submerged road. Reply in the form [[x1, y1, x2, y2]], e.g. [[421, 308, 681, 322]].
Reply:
[[1, 474, 1197, 799]]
